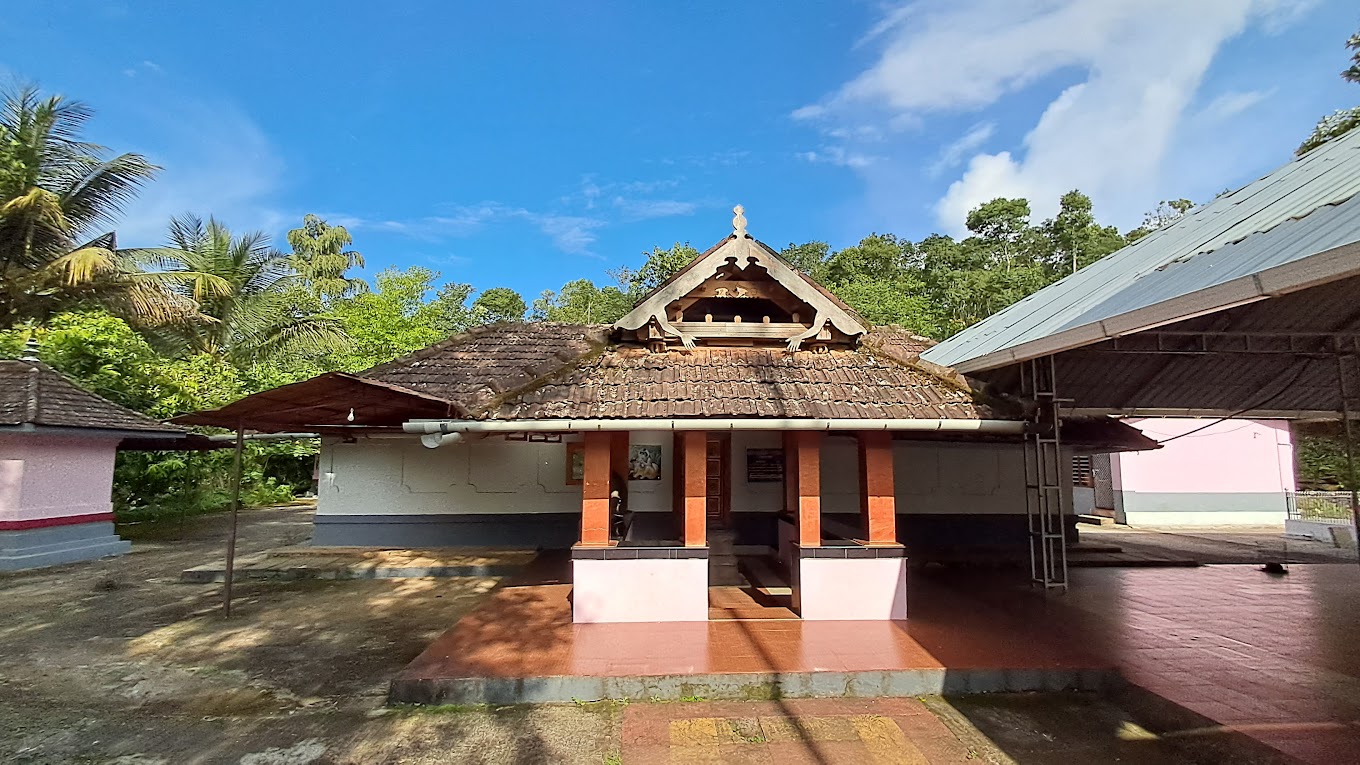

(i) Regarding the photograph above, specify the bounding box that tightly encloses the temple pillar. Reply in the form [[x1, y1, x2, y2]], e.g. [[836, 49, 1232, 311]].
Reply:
[[571, 429, 708, 624], [858, 431, 897, 545], [793, 431, 822, 546], [578, 431, 612, 547], [680, 431, 707, 547], [791, 430, 907, 621]]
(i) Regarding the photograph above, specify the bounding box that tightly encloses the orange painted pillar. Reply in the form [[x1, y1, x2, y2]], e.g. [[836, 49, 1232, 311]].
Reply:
[[794, 431, 822, 546], [858, 431, 897, 545], [579, 432, 612, 546], [681, 431, 707, 546], [610, 431, 630, 484]]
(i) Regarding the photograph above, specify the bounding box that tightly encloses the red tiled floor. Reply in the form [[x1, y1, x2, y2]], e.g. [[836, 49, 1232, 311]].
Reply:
[[397, 560, 1360, 763]]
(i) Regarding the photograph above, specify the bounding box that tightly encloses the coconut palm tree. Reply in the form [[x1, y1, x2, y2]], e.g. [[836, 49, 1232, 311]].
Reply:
[[0, 85, 205, 329], [142, 214, 351, 366]]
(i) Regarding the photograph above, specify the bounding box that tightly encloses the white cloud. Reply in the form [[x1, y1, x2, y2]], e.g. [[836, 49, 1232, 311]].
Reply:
[[528, 214, 606, 256], [797, 146, 879, 169], [612, 197, 697, 220], [334, 174, 704, 256], [928, 122, 995, 177], [111, 98, 285, 247], [797, 0, 1313, 235]]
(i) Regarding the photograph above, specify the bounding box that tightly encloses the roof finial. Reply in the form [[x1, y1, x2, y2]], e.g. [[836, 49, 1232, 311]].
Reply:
[[20, 337, 39, 363], [732, 204, 747, 238]]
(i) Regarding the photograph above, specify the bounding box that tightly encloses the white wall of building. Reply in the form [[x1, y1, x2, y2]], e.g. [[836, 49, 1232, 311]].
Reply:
[[1112, 418, 1294, 526], [318, 434, 1047, 521]]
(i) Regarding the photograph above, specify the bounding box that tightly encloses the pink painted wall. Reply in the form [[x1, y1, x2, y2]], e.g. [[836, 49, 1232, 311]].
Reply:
[[0, 435, 119, 523], [572, 558, 709, 623], [797, 557, 908, 621], [1116, 419, 1295, 494]]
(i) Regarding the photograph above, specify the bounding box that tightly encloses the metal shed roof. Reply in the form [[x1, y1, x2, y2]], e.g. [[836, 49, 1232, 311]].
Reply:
[[921, 129, 1360, 372]]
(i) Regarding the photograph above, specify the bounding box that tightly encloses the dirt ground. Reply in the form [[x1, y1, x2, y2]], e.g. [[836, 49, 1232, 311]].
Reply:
[[0, 506, 1293, 764]]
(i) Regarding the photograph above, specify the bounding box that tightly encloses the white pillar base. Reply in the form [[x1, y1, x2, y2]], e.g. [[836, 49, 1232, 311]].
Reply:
[[794, 551, 908, 621], [572, 555, 709, 623]]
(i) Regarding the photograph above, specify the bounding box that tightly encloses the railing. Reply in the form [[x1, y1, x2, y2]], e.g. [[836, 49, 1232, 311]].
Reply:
[[1286, 491, 1358, 526]]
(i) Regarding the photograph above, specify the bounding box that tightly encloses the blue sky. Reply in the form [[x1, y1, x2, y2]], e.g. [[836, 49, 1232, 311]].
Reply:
[[3, 1, 1357, 301]]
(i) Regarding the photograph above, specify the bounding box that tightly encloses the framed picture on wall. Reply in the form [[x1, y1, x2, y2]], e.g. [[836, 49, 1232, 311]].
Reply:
[[566, 442, 585, 485], [628, 445, 662, 480]]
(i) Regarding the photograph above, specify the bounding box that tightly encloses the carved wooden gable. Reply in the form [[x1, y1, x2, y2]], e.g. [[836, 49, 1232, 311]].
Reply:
[[614, 206, 868, 351]]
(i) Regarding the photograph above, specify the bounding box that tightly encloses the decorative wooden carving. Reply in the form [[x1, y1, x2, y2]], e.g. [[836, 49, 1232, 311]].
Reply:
[[613, 206, 867, 350]]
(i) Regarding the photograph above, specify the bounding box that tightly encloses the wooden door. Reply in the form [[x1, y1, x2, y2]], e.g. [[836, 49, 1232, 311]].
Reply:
[[706, 434, 730, 527]]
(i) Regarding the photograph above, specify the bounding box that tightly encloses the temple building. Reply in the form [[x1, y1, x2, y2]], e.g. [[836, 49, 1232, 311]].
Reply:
[[181, 208, 1151, 622], [1, 352, 193, 570]]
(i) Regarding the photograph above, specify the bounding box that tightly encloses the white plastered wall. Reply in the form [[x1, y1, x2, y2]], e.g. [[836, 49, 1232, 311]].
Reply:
[[318, 434, 1049, 518]]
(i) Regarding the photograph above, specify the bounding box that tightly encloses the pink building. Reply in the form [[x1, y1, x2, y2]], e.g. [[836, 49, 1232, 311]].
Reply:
[[1075, 418, 1295, 526], [1, 357, 190, 571]]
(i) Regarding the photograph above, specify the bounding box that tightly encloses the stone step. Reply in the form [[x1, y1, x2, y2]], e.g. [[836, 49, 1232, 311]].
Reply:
[[1077, 514, 1115, 526]]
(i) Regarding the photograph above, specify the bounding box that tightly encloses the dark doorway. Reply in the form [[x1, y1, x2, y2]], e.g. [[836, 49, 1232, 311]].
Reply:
[[706, 434, 731, 528]]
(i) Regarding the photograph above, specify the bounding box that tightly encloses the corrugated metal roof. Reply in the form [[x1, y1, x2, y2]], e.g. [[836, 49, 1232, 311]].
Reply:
[[922, 129, 1360, 370]]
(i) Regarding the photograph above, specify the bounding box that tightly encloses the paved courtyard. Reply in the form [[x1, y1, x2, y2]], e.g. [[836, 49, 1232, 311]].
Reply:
[[1, 505, 1356, 763]]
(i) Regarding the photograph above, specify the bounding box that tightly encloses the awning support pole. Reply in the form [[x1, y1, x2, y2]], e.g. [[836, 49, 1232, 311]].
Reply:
[[223, 420, 245, 617], [1335, 342, 1359, 567]]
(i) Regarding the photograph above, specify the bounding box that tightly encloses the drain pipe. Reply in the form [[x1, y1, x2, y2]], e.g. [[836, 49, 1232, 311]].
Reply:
[[404, 418, 1027, 435]]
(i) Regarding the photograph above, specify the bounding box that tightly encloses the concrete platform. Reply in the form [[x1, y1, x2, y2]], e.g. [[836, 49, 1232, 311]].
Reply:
[[389, 567, 1116, 706], [389, 559, 1360, 764]]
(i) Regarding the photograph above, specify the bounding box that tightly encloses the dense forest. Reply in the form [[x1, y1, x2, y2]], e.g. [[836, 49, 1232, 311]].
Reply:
[[3, 30, 1357, 518]]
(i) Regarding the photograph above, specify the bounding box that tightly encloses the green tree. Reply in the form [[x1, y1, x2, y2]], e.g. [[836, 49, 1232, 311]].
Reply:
[[1298, 28, 1360, 155], [1040, 190, 1126, 274], [286, 214, 366, 300], [470, 286, 527, 324], [779, 241, 829, 277], [531, 279, 632, 323], [322, 267, 472, 371], [965, 197, 1031, 268], [823, 234, 911, 285], [0, 85, 201, 329], [1125, 199, 1194, 242], [143, 214, 349, 366], [611, 242, 700, 298]]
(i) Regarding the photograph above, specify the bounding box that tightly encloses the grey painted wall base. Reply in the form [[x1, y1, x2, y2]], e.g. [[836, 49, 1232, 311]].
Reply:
[[313, 511, 1076, 552], [312, 513, 578, 548], [0, 521, 130, 571], [1119, 491, 1287, 517], [389, 666, 1115, 706]]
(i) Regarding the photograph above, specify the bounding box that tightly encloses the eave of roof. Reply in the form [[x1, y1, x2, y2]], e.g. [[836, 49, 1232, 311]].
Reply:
[[922, 129, 1360, 371]]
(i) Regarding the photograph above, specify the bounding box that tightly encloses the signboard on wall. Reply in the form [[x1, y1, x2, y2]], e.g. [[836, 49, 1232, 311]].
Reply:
[[746, 448, 784, 483]]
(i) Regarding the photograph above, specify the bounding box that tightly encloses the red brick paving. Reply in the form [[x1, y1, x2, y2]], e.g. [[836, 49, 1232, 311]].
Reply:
[[621, 698, 973, 764]]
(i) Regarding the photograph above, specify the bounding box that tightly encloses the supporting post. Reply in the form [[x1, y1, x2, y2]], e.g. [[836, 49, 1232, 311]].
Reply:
[[794, 431, 822, 546], [1336, 345, 1360, 565], [858, 431, 897, 545], [223, 421, 244, 617], [681, 431, 707, 546], [580, 432, 612, 546]]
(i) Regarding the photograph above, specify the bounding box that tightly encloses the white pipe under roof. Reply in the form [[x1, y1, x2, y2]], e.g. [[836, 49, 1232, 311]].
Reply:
[[403, 418, 1027, 434]]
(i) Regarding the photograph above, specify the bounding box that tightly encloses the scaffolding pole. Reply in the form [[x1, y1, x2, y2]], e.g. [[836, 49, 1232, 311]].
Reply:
[[1022, 355, 1068, 590]]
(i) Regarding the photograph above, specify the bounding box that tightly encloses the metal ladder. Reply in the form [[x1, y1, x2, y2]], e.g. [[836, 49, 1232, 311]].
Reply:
[[1022, 356, 1069, 591]]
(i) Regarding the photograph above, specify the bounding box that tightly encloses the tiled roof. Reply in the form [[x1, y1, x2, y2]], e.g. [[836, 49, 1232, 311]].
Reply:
[[180, 322, 1003, 428], [362, 323, 611, 415], [0, 360, 184, 434], [490, 344, 992, 421]]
